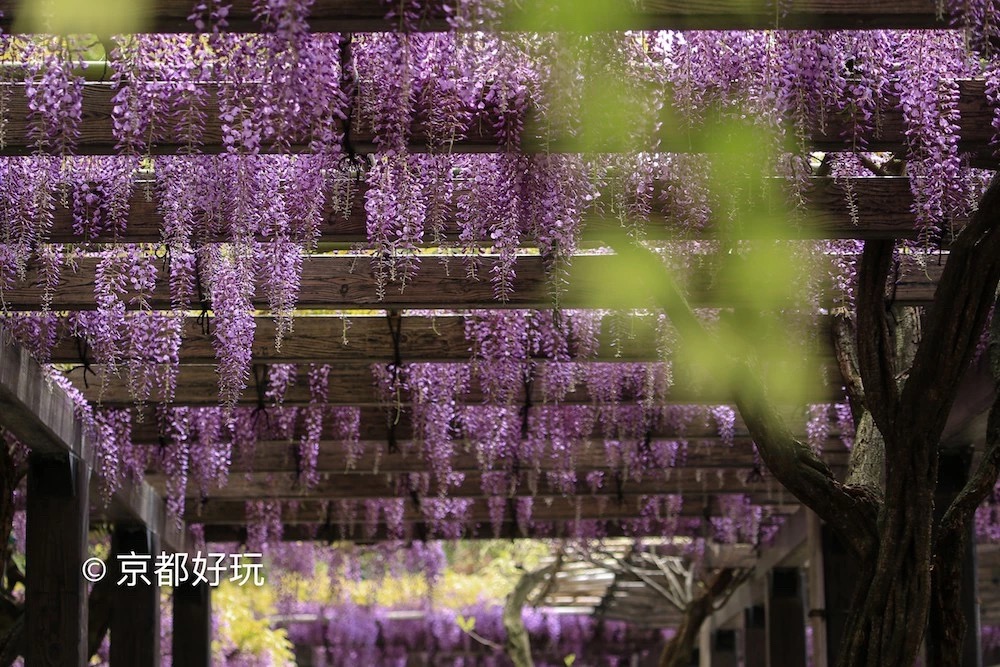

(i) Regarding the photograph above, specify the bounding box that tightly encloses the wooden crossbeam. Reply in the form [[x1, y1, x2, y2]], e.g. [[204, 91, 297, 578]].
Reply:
[[200, 512, 793, 543], [139, 437, 849, 475], [69, 357, 842, 405], [0, 82, 990, 155], [150, 468, 797, 501], [0, 339, 185, 550], [187, 495, 799, 527], [0, 253, 944, 311], [126, 405, 843, 443], [46, 313, 668, 365], [0, 0, 954, 35], [40, 177, 927, 245]]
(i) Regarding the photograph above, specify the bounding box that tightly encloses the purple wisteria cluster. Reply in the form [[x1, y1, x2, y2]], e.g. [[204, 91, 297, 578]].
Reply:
[[280, 600, 666, 667]]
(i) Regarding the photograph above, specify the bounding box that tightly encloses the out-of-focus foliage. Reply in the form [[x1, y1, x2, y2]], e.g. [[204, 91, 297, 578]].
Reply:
[[14, 0, 153, 35], [213, 580, 296, 666]]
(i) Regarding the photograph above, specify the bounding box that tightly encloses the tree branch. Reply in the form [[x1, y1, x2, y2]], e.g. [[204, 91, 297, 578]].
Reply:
[[503, 557, 562, 667], [854, 239, 897, 437]]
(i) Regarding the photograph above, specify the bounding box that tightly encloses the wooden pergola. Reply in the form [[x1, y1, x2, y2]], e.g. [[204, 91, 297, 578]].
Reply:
[[0, 1, 996, 666]]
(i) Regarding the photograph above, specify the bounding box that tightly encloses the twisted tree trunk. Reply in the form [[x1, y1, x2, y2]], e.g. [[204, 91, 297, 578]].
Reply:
[[503, 560, 560, 667], [658, 569, 736, 667], [605, 174, 1000, 667]]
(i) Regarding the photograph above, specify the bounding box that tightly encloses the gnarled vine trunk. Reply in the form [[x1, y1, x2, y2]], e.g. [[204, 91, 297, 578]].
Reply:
[[503, 559, 560, 667], [612, 175, 1000, 667], [658, 569, 736, 667]]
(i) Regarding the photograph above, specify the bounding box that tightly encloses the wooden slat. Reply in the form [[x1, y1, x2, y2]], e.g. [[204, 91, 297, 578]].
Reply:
[[0, 0, 955, 35], [40, 177, 928, 245], [188, 495, 799, 526], [152, 468, 796, 500], [0, 81, 991, 155], [44, 311, 836, 366], [69, 358, 842, 405], [143, 437, 849, 475], [47, 313, 659, 365], [0, 253, 945, 311], [127, 405, 849, 443]]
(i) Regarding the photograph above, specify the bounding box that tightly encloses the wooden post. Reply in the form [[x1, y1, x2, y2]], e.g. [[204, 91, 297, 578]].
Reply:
[[767, 568, 807, 667], [933, 445, 982, 667], [711, 629, 738, 667], [173, 579, 212, 667], [25, 452, 89, 667], [806, 512, 828, 667], [110, 525, 160, 666], [821, 523, 860, 666], [744, 606, 766, 667]]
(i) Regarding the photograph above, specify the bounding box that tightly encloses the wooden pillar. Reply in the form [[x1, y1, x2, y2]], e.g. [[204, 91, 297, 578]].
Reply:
[[767, 568, 807, 667], [806, 512, 828, 667], [25, 452, 89, 667], [934, 445, 982, 667], [744, 605, 766, 667], [821, 523, 859, 667], [110, 525, 160, 667], [173, 579, 211, 667], [294, 644, 316, 666], [710, 629, 738, 667]]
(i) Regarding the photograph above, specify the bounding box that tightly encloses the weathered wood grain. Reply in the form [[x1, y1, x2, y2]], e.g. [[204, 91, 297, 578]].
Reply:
[[42, 177, 929, 245], [0, 82, 991, 155], [69, 357, 841, 406], [0, 339, 185, 549], [0, 253, 946, 310]]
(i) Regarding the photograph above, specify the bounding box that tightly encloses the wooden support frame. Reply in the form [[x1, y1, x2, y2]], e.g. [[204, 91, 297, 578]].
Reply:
[[0, 338, 185, 550]]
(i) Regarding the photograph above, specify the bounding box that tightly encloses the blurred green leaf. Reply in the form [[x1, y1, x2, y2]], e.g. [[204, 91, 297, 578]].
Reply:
[[15, 0, 153, 35], [457, 614, 477, 633]]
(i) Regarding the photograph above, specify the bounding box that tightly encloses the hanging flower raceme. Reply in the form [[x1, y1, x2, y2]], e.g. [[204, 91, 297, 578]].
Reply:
[[202, 244, 257, 408], [246, 499, 284, 554], [407, 363, 469, 492], [22, 37, 85, 155], [299, 364, 331, 489]]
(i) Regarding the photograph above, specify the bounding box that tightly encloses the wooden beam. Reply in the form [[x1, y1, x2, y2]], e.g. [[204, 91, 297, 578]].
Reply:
[[0, 253, 945, 311], [151, 468, 798, 501], [0, 82, 990, 155], [110, 525, 160, 667], [39, 312, 843, 367], [188, 495, 800, 527], [68, 358, 843, 406], [191, 497, 794, 543], [0, 0, 956, 34], [0, 339, 185, 550], [126, 405, 850, 445], [24, 451, 89, 667], [43, 312, 681, 365], [137, 437, 849, 475], [39, 177, 929, 245]]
